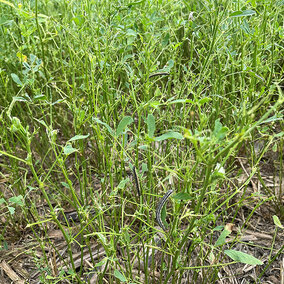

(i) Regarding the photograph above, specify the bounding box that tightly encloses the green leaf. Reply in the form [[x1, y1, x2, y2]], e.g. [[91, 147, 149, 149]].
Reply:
[[147, 114, 156, 138], [215, 229, 231, 246], [10, 117, 24, 133], [126, 28, 137, 37], [68, 134, 89, 142], [230, 10, 256, 17], [273, 215, 283, 229], [0, 198, 6, 205], [260, 114, 283, 125], [95, 258, 107, 268], [215, 163, 225, 175], [114, 270, 127, 282], [142, 162, 148, 173], [61, 182, 71, 189], [138, 145, 148, 150], [63, 144, 78, 155], [8, 195, 24, 206], [67, 268, 76, 276], [213, 226, 224, 231], [93, 117, 114, 135], [46, 276, 56, 280], [3, 240, 8, 250], [34, 94, 46, 101], [123, 229, 131, 244], [12, 96, 29, 102], [97, 233, 107, 246], [11, 73, 23, 86], [150, 101, 160, 109], [117, 178, 130, 189], [172, 192, 192, 201], [274, 131, 284, 137], [199, 97, 211, 105], [155, 131, 183, 141], [162, 33, 170, 47], [213, 119, 228, 141], [166, 59, 174, 70], [116, 116, 133, 136], [8, 206, 15, 215], [224, 250, 263, 265]]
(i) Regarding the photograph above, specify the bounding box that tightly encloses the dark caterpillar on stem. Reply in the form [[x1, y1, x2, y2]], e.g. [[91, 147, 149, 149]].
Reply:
[[156, 189, 173, 231]]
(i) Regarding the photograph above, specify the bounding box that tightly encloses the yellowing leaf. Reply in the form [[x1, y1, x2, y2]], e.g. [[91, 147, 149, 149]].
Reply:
[[17, 52, 27, 63]]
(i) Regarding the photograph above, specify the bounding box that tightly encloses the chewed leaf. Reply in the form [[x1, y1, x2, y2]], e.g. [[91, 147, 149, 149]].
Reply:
[[63, 144, 78, 155], [224, 250, 263, 265]]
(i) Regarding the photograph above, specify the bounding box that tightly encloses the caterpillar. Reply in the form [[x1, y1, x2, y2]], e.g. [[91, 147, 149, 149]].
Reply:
[[132, 166, 141, 198], [156, 189, 174, 231]]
